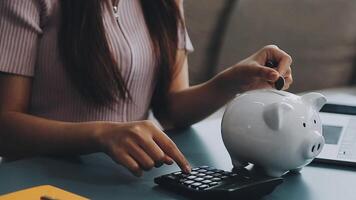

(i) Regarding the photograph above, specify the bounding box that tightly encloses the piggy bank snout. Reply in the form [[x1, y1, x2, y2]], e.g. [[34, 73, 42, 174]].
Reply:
[[303, 131, 325, 159]]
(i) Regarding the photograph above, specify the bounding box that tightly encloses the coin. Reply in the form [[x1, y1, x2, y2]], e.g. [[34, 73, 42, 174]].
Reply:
[[265, 60, 285, 90], [275, 76, 285, 90]]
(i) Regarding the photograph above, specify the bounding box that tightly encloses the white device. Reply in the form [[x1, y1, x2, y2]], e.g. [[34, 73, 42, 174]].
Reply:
[[317, 104, 356, 165]]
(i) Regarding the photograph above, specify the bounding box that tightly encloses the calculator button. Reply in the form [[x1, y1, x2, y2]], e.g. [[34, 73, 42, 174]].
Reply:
[[184, 180, 194, 185], [198, 169, 207, 173], [212, 173, 221, 177], [197, 173, 206, 177], [202, 180, 212, 184], [173, 171, 182, 175], [212, 177, 221, 182], [179, 178, 187, 183], [190, 171, 198, 175], [212, 169, 224, 173], [191, 182, 202, 187], [166, 175, 178, 181], [198, 184, 209, 190], [194, 177, 204, 182], [221, 176, 229, 179], [209, 182, 218, 186], [205, 171, 214, 175], [204, 175, 213, 179], [187, 176, 197, 179], [180, 174, 188, 179], [192, 167, 200, 171]]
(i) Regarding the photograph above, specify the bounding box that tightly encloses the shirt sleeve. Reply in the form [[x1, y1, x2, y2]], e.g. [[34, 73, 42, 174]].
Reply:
[[0, 0, 43, 77], [177, 0, 194, 53]]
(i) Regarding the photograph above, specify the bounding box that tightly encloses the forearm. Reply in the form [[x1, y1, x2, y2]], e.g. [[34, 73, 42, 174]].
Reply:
[[0, 111, 101, 158], [163, 76, 235, 128]]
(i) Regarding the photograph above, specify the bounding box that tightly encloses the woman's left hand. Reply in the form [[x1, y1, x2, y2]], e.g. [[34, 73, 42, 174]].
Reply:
[[213, 45, 293, 94]]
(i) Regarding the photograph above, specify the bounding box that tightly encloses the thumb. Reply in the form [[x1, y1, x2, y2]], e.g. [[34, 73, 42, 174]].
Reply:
[[248, 64, 279, 81]]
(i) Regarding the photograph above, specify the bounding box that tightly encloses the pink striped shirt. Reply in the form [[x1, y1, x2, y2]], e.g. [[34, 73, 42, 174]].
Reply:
[[0, 0, 193, 122]]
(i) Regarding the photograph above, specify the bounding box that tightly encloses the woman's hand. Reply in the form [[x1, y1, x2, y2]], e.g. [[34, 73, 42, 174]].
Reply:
[[214, 45, 293, 94], [94, 120, 191, 177]]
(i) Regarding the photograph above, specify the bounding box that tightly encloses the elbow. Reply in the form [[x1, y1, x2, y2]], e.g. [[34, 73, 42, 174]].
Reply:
[[0, 112, 20, 158], [155, 113, 193, 131], [152, 102, 193, 130]]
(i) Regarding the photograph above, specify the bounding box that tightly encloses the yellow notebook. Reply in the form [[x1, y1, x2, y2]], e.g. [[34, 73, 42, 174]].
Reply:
[[0, 185, 89, 200]]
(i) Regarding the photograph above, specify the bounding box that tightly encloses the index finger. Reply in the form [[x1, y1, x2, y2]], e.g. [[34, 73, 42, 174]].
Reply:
[[153, 131, 191, 173], [267, 46, 293, 76]]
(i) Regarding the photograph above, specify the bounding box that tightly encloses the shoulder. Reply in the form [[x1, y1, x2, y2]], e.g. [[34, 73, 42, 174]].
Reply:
[[0, 0, 54, 14], [175, 0, 183, 8], [174, 0, 185, 16], [0, 0, 58, 29]]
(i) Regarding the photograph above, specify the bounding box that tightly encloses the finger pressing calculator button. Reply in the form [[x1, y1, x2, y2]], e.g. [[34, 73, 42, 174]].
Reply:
[[154, 165, 284, 198]]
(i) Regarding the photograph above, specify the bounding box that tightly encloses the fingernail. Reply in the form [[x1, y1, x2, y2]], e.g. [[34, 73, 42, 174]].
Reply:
[[184, 165, 191, 173]]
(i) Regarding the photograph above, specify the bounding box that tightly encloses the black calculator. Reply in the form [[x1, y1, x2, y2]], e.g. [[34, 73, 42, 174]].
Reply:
[[154, 166, 283, 199]]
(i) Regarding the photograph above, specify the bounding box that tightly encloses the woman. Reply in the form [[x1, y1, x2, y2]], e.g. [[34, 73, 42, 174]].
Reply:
[[0, 0, 292, 177]]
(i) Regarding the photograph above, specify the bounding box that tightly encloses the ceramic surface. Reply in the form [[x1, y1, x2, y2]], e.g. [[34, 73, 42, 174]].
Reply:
[[221, 89, 327, 177]]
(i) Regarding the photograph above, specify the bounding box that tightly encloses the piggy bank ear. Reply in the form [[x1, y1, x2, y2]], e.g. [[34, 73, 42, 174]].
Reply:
[[301, 93, 327, 111], [263, 102, 293, 130]]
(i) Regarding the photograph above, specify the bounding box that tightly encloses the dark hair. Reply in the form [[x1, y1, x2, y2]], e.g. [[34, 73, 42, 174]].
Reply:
[[59, 0, 183, 106]]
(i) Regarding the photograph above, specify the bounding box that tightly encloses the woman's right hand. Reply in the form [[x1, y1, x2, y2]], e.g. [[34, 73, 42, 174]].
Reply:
[[94, 120, 191, 177]]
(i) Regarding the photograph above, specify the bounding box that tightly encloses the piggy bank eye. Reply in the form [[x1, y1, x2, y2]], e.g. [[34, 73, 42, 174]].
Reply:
[[303, 122, 306, 127], [314, 120, 317, 124]]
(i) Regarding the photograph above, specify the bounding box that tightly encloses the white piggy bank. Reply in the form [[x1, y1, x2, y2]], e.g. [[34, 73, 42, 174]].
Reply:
[[221, 89, 327, 177]]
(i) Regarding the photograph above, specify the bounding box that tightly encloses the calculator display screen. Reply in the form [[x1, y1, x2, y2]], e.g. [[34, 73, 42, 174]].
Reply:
[[322, 125, 343, 145]]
